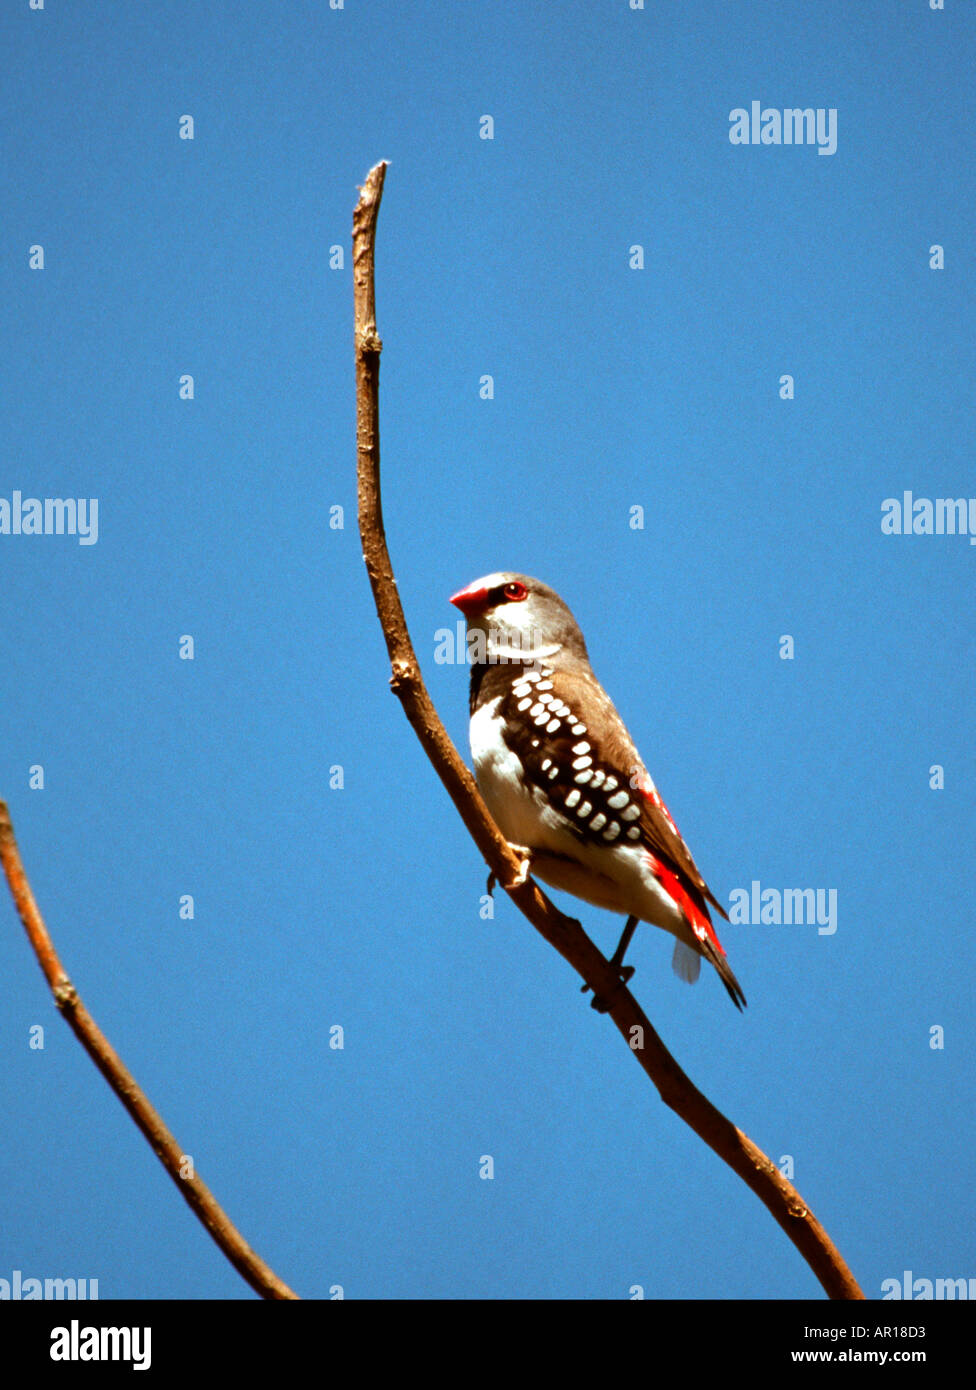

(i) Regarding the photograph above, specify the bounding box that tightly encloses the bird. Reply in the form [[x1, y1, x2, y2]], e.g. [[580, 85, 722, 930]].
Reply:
[[450, 572, 745, 1011]]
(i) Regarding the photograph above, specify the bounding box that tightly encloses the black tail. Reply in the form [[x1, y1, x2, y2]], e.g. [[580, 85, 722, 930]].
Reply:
[[702, 938, 747, 1011]]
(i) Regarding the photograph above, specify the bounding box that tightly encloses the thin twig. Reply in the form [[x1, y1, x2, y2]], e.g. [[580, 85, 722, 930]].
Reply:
[[352, 159, 863, 1301], [0, 801, 297, 1301]]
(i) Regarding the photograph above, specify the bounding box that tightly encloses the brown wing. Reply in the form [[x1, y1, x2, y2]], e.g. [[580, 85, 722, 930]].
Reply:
[[507, 665, 728, 922]]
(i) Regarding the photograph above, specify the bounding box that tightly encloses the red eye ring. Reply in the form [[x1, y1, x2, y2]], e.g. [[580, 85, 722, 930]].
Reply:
[[503, 581, 528, 602]]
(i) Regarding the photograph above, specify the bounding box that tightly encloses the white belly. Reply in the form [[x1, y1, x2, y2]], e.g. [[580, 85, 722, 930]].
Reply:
[[470, 697, 693, 947]]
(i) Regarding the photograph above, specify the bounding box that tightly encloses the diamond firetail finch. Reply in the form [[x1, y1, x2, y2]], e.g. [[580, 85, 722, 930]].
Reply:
[[450, 572, 745, 1010]]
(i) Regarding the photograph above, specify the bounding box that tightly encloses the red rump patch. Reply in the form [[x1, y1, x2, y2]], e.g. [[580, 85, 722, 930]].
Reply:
[[647, 854, 727, 957]]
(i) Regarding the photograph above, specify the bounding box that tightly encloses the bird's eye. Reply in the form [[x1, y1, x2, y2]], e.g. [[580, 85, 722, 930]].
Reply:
[[503, 581, 528, 602]]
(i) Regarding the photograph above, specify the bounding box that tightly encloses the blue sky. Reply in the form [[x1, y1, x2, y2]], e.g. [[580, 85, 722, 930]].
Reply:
[[1, 0, 973, 1302]]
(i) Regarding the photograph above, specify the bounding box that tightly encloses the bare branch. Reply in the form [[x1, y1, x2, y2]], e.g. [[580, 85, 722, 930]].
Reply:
[[352, 159, 864, 1302], [0, 801, 298, 1301]]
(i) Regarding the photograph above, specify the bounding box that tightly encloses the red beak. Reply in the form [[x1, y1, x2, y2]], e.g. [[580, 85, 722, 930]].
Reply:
[[449, 582, 490, 617]]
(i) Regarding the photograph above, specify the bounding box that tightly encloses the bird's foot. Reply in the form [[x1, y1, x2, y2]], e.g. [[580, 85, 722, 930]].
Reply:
[[583, 915, 639, 1011], [486, 845, 534, 897], [583, 964, 636, 1013], [505, 844, 534, 889]]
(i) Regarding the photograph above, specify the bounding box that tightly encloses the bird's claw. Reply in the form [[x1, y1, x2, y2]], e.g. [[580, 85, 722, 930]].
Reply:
[[508, 854, 532, 888], [487, 845, 533, 896], [583, 965, 636, 1013]]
